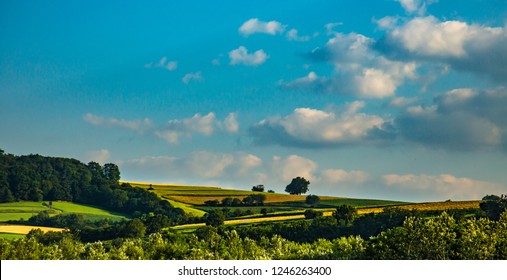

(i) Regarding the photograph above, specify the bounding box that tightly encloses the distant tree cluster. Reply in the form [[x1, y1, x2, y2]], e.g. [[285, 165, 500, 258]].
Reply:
[[0, 150, 185, 224], [205, 194, 266, 207], [251, 185, 265, 192]]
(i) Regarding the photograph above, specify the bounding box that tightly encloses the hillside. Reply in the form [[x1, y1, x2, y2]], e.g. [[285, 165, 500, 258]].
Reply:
[[127, 181, 409, 219]]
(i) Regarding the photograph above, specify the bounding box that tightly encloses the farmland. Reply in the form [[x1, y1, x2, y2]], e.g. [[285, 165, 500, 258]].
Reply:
[[0, 201, 129, 223], [128, 181, 408, 217]]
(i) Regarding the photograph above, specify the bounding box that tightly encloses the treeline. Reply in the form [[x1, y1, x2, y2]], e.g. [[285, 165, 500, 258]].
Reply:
[[234, 207, 483, 243], [0, 149, 185, 224], [1, 212, 506, 260]]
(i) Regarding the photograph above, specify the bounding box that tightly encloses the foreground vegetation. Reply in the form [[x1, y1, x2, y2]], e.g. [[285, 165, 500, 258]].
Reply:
[[1, 211, 506, 260], [1, 149, 506, 260]]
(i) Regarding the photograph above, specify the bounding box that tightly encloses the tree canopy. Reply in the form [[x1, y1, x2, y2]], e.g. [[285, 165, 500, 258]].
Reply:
[[285, 177, 310, 195]]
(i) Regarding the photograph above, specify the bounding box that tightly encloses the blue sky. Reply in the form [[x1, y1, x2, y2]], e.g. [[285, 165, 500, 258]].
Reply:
[[2, 0, 507, 201]]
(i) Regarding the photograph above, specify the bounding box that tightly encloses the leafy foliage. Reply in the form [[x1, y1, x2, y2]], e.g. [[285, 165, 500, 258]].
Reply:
[[0, 151, 185, 224], [285, 177, 310, 195]]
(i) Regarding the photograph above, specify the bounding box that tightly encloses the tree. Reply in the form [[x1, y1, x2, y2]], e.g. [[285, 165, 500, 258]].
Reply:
[[304, 209, 323, 219], [480, 194, 507, 220], [103, 163, 120, 182], [333, 204, 357, 225], [285, 177, 310, 195], [204, 199, 220, 206], [205, 210, 225, 227], [221, 197, 233, 207], [306, 194, 320, 207], [251, 185, 265, 192]]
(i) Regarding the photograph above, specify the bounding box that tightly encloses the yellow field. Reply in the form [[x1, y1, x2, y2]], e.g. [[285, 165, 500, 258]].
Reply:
[[0, 224, 64, 235]]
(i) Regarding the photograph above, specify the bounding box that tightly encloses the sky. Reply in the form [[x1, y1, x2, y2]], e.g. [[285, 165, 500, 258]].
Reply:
[[1, 0, 507, 202]]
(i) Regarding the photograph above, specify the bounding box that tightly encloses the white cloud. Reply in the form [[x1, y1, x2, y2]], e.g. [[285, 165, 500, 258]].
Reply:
[[250, 102, 393, 148], [324, 22, 342, 35], [272, 155, 318, 181], [155, 112, 216, 144], [145, 56, 178, 71], [229, 46, 269, 66], [119, 151, 264, 184], [395, 0, 437, 15], [85, 149, 111, 165], [375, 16, 401, 30], [155, 112, 239, 144], [239, 18, 286, 36], [300, 32, 417, 98], [286, 28, 311, 42], [321, 169, 369, 184], [383, 173, 505, 200], [83, 113, 153, 133], [380, 16, 507, 82], [386, 96, 418, 108], [224, 112, 239, 133], [182, 71, 202, 84]]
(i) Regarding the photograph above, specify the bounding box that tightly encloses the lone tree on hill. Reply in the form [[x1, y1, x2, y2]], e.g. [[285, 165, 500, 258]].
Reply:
[[285, 177, 310, 195]]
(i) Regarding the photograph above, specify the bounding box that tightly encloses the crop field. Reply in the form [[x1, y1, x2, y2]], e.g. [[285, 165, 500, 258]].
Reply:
[[0, 224, 64, 235], [0, 201, 129, 223]]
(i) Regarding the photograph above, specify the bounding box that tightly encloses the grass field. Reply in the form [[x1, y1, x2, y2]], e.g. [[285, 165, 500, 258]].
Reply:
[[0, 201, 129, 223], [0, 232, 25, 240]]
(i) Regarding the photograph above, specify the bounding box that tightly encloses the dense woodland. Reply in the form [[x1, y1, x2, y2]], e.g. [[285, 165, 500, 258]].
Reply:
[[1, 149, 506, 260], [0, 149, 185, 223]]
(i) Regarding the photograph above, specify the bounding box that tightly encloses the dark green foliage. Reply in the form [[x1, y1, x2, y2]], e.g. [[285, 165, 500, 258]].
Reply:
[[306, 194, 320, 207], [480, 194, 507, 220], [251, 185, 265, 192], [304, 209, 323, 219], [204, 199, 220, 206], [243, 194, 266, 206], [285, 177, 310, 195], [205, 210, 225, 227], [0, 150, 185, 224], [483, 194, 501, 201], [221, 197, 233, 207], [333, 204, 358, 225]]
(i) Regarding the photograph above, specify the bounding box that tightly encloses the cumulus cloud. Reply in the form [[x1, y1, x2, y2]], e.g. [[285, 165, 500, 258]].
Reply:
[[85, 149, 111, 165], [395, 0, 437, 15], [272, 155, 318, 181], [395, 87, 507, 151], [145, 56, 178, 71], [182, 71, 202, 84], [250, 102, 395, 148], [298, 32, 417, 98], [83, 113, 153, 133], [119, 151, 264, 185], [229, 46, 269, 66], [383, 173, 505, 200], [155, 112, 240, 144], [223, 112, 240, 133], [377, 16, 507, 82], [385, 96, 418, 108], [239, 18, 286, 36], [286, 28, 312, 42], [321, 169, 369, 184]]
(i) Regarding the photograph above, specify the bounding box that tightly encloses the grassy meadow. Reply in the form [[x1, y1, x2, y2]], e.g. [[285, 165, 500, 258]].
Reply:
[[0, 201, 129, 223]]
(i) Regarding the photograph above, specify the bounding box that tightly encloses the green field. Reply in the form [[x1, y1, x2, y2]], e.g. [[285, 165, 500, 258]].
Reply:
[[0, 233, 25, 240], [0, 201, 129, 222]]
